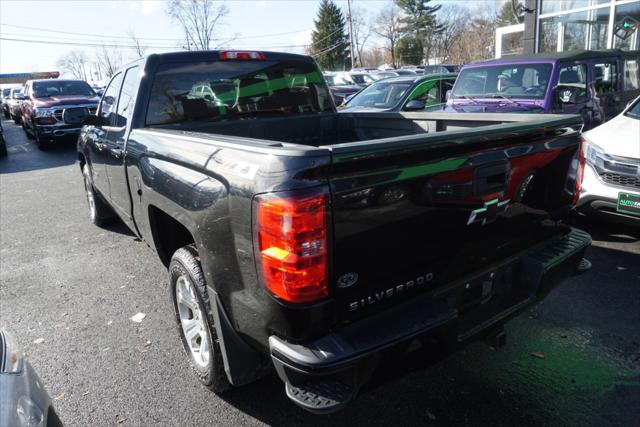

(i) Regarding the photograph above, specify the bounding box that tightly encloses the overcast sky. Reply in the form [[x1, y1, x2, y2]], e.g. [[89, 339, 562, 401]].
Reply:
[[0, 0, 492, 80]]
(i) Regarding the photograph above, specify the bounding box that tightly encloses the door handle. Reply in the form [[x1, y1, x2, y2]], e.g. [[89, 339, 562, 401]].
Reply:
[[110, 148, 123, 159]]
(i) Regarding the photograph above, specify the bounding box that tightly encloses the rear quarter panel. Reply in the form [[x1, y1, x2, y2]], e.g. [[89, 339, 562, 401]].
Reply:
[[124, 129, 332, 347]]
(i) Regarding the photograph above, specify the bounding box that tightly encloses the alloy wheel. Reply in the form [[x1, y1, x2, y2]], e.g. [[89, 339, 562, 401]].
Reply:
[[175, 275, 211, 369]]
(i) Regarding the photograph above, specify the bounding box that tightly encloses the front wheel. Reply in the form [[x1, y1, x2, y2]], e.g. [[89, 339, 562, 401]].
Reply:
[[170, 245, 230, 394], [82, 164, 114, 226], [23, 121, 34, 140]]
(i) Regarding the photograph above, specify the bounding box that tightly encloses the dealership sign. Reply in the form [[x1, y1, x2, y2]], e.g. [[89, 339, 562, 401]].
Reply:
[[0, 71, 60, 84]]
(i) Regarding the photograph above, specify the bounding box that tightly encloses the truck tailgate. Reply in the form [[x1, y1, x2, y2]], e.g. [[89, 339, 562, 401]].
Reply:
[[325, 116, 583, 322]]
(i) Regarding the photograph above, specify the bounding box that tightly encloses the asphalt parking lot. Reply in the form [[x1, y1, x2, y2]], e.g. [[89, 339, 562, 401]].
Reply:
[[1, 117, 639, 426]]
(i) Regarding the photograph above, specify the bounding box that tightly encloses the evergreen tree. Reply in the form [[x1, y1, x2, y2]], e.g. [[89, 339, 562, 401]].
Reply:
[[395, 0, 443, 64], [497, 0, 524, 27], [311, 0, 350, 70], [396, 35, 423, 66]]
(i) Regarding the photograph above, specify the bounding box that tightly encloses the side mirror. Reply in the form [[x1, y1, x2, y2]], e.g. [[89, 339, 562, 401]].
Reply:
[[404, 99, 426, 111], [81, 114, 102, 127], [445, 90, 452, 101]]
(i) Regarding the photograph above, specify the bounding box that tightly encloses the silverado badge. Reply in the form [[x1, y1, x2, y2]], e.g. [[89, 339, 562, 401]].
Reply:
[[467, 198, 510, 226]]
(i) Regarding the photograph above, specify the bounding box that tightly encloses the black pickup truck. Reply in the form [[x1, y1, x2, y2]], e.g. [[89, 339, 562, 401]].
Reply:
[[77, 50, 591, 413]]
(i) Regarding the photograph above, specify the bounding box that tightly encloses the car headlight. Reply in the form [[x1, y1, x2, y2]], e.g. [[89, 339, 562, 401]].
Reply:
[[584, 138, 605, 166], [33, 107, 55, 118], [1, 330, 24, 374]]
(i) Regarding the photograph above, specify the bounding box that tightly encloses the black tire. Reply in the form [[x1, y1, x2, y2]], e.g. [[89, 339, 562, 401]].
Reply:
[[34, 128, 49, 150], [170, 245, 231, 394], [82, 164, 114, 226], [0, 139, 6, 157], [23, 121, 34, 140], [3, 110, 8, 119], [13, 114, 21, 125]]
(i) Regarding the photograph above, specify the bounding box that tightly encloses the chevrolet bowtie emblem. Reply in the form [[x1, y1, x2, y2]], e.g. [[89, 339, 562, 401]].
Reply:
[[467, 198, 510, 225]]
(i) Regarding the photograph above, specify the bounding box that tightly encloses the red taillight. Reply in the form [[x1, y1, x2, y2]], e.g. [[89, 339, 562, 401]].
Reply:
[[219, 51, 265, 61], [572, 138, 587, 205], [255, 191, 328, 303]]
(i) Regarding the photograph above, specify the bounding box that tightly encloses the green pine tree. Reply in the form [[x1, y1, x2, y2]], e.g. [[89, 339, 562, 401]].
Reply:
[[395, 0, 443, 64], [311, 0, 350, 70], [497, 0, 524, 27]]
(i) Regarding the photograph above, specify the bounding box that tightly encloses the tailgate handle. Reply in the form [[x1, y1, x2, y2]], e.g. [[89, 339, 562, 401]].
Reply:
[[473, 161, 509, 196]]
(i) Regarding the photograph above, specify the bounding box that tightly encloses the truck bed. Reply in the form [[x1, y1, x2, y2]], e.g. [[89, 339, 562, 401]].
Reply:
[[148, 112, 577, 148]]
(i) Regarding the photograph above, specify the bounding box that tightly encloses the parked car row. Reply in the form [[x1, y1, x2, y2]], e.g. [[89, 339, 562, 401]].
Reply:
[[0, 79, 100, 150]]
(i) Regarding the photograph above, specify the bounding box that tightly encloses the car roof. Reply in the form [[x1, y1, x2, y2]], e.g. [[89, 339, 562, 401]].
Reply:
[[30, 79, 87, 84], [477, 49, 640, 65], [147, 50, 314, 65], [374, 73, 457, 84]]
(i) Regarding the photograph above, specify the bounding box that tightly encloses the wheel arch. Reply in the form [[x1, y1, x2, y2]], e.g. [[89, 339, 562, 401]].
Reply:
[[147, 204, 196, 268]]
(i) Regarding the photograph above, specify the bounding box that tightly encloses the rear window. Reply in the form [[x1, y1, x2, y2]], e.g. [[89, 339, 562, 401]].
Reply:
[[146, 59, 333, 126], [33, 80, 95, 98]]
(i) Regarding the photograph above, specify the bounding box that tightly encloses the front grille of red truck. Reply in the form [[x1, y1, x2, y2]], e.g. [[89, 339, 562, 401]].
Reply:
[[54, 106, 97, 122]]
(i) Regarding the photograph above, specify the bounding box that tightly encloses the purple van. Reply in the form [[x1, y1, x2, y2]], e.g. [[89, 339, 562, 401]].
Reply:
[[445, 49, 640, 129]]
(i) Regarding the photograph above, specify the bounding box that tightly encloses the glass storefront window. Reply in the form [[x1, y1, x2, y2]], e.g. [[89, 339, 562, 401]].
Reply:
[[539, 6, 611, 52], [613, 2, 640, 50], [541, 0, 609, 15], [624, 60, 640, 90], [502, 31, 524, 56]]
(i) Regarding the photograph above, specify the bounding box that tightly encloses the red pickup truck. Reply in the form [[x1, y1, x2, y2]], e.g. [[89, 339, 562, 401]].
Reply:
[[20, 79, 100, 150]]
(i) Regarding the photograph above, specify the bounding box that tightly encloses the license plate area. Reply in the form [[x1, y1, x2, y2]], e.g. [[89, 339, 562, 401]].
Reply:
[[62, 107, 91, 125], [617, 192, 640, 216]]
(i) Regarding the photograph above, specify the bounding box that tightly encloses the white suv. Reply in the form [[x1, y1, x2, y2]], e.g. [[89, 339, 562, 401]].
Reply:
[[578, 95, 640, 225]]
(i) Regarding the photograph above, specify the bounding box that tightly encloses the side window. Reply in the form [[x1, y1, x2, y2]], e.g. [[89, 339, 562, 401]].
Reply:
[[594, 62, 618, 94], [624, 59, 640, 90], [558, 64, 587, 87], [558, 64, 588, 102], [419, 86, 439, 105], [100, 73, 124, 125], [441, 81, 454, 103], [408, 81, 436, 105], [114, 67, 140, 128]]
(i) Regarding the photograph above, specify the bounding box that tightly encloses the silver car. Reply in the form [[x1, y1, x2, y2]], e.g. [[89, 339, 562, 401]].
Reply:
[[0, 330, 62, 426]]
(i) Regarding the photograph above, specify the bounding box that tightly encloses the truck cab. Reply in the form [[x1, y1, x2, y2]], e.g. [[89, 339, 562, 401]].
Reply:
[[446, 49, 640, 129]]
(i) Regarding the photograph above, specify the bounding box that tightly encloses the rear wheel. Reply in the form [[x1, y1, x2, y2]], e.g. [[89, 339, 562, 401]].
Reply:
[[170, 245, 230, 394], [82, 164, 114, 226]]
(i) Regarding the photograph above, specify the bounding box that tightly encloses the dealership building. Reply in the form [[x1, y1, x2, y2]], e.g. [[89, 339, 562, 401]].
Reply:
[[496, 0, 640, 57]]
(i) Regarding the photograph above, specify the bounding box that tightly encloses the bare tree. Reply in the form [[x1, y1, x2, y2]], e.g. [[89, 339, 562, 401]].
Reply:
[[128, 30, 146, 58], [433, 5, 470, 63], [350, 5, 372, 68], [360, 46, 385, 67], [56, 51, 89, 80], [373, 5, 403, 68], [95, 45, 123, 79], [168, 0, 230, 50]]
